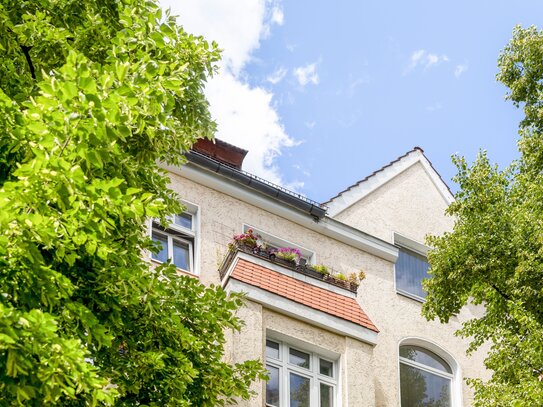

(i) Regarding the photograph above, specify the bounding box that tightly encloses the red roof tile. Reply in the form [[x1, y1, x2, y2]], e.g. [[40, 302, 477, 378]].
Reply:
[[229, 259, 378, 332]]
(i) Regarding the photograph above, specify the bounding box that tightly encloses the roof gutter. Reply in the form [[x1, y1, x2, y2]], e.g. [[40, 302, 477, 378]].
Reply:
[[162, 158, 398, 263], [186, 151, 327, 220]]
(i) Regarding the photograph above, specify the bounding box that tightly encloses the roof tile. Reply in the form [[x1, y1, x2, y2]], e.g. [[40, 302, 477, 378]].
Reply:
[[230, 258, 378, 332]]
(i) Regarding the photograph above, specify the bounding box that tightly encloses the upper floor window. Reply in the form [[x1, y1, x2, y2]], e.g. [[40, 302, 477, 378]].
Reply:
[[394, 233, 429, 301], [399, 345, 454, 407], [151, 203, 199, 274], [266, 339, 337, 407], [395, 246, 429, 300]]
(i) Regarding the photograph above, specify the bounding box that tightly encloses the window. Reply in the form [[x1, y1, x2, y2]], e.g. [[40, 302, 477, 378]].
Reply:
[[151, 205, 198, 274], [399, 345, 453, 407], [265, 339, 337, 407], [243, 225, 315, 265], [395, 246, 429, 300]]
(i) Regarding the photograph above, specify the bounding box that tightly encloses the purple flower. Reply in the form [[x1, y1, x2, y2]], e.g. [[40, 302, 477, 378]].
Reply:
[[271, 247, 301, 259]]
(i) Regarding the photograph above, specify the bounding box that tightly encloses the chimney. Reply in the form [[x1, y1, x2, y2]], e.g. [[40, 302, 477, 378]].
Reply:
[[192, 138, 248, 170]]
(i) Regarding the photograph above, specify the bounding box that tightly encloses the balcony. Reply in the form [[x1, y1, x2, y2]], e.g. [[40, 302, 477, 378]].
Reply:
[[220, 243, 360, 292], [219, 242, 379, 345]]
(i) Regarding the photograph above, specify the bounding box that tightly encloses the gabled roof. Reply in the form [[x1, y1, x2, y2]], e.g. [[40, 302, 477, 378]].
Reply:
[[324, 147, 454, 217]]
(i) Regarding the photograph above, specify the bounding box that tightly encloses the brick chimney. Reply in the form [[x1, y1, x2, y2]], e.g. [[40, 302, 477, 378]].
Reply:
[[192, 138, 248, 170]]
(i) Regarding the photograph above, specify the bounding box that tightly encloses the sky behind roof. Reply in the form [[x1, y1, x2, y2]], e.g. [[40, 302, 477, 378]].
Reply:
[[159, 0, 542, 203]]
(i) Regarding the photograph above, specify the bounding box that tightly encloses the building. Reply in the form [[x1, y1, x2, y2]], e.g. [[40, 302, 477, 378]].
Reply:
[[156, 139, 488, 406]]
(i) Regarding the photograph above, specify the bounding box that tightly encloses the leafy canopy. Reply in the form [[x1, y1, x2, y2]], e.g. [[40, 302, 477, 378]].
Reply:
[[422, 26, 543, 406], [0, 0, 265, 405]]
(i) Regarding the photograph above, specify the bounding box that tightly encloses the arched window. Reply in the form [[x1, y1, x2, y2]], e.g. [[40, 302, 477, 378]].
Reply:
[[399, 344, 455, 406]]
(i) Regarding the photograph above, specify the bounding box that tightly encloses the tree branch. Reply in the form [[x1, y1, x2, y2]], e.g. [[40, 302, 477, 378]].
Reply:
[[20, 45, 36, 80], [491, 283, 511, 301]]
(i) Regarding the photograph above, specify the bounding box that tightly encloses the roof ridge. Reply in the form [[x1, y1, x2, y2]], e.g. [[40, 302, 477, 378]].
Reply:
[[323, 147, 423, 205]]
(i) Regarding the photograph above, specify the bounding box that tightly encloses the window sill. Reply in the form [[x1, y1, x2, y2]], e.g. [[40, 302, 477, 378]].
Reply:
[[396, 290, 426, 303], [149, 259, 199, 278]]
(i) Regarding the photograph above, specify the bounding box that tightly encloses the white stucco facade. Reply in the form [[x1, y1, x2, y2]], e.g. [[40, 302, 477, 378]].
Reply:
[[161, 146, 488, 406]]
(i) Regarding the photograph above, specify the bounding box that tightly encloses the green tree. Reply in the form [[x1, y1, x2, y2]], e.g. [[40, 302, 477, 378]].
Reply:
[[422, 25, 543, 406], [0, 1, 266, 405]]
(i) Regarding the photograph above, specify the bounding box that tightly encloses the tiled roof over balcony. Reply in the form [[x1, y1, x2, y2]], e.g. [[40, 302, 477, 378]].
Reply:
[[220, 246, 379, 344], [231, 258, 378, 332]]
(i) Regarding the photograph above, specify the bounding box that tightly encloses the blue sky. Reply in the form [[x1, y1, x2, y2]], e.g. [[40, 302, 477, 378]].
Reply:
[[160, 0, 541, 203]]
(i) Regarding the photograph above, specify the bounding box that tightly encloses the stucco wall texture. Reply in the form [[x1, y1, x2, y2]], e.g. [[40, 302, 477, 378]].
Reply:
[[166, 162, 487, 406], [334, 162, 455, 244]]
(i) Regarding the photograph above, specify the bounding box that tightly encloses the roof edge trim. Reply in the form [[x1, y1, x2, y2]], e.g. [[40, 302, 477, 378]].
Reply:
[[186, 151, 327, 220], [164, 163, 399, 263], [326, 149, 454, 217]]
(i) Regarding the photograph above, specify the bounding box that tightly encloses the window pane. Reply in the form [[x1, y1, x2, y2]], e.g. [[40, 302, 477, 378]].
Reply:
[[266, 365, 280, 406], [396, 247, 429, 298], [266, 340, 280, 360], [319, 359, 333, 377], [320, 383, 333, 407], [151, 232, 168, 263], [172, 240, 190, 270], [399, 346, 452, 374], [289, 348, 310, 369], [400, 363, 451, 407], [289, 373, 310, 407], [174, 212, 192, 229]]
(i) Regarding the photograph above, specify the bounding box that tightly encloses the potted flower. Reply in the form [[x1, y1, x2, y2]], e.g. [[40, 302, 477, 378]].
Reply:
[[272, 247, 301, 264], [346, 270, 366, 290], [232, 228, 260, 249]]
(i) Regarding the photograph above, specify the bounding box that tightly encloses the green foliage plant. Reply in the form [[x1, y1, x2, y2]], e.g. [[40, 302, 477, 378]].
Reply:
[[422, 25, 543, 406], [335, 273, 346, 281], [312, 264, 330, 276], [0, 0, 266, 405]]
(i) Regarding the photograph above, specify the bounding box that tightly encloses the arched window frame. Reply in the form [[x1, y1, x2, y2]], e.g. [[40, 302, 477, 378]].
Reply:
[[398, 337, 463, 407]]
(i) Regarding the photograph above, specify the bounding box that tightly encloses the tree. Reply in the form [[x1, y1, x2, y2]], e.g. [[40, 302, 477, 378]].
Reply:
[[422, 25, 543, 406], [0, 1, 266, 405]]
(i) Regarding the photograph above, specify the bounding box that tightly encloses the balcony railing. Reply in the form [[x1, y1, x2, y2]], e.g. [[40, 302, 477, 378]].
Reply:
[[219, 242, 359, 293]]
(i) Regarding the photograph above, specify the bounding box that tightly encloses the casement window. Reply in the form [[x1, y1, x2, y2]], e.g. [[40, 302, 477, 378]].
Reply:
[[395, 246, 429, 300], [265, 339, 337, 407], [151, 205, 199, 274], [242, 225, 315, 265], [394, 233, 430, 301], [399, 345, 454, 407]]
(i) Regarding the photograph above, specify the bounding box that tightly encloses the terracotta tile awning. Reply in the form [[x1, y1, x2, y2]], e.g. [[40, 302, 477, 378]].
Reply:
[[230, 258, 378, 333]]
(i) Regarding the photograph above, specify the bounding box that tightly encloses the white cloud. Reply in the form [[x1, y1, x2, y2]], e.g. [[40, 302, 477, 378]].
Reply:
[[267, 67, 287, 84], [404, 49, 449, 74], [426, 102, 443, 112], [159, 0, 302, 190], [294, 63, 319, 86], [270, 6, 284, 25], [206, 71, 301, 188], [161, 0, 265, 76], [305, 121, 316, 129], [454, 63, 468, 78], [292, 164, 311, 178]]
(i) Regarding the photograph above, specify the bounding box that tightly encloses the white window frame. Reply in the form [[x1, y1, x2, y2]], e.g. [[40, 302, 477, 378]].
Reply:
[[151, 229, 194, 273], [393, 232, 430, 302], [243, 224, 316, 265], [150, 201, 200, 275], [398, 337, 462, 407], [265, 338, 338, 407]]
